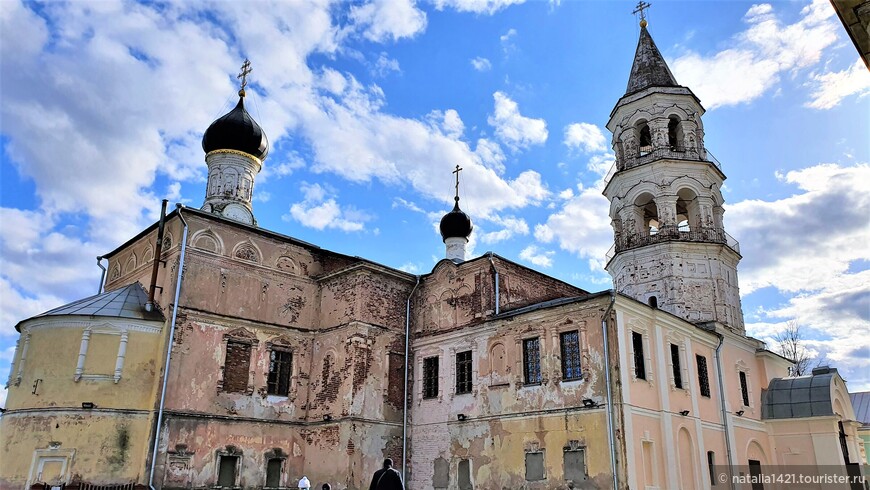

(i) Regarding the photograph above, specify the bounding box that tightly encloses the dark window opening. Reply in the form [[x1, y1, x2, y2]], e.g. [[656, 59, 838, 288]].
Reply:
[[632, 332, 646, 380], [456, 350, 473, 394], [267, 349, 292, 396], [265, 458, 282, 487], [525, 452, 545, 481], [707, 451, 716, 486], [458, 458, 473, 490], [697, 354, 711, 398], [739, 371, 750, 407], [648, 296, 658, 308], [564, 449, 588, 482], [671, 343, 683, 389], [839, 421, 852, 464], [560, 331, 582, 381], [217, 455, 238, 487], [748, 459, 764, 490], [423, 356, 439, 399], [668, 116, 683, 148], [523, 338, 542, 385], [224, 341, 251, 393], [639, 124, 652, 151]]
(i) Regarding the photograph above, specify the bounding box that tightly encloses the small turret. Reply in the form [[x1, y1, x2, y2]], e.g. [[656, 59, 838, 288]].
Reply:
[[439, 165, 473, 262]]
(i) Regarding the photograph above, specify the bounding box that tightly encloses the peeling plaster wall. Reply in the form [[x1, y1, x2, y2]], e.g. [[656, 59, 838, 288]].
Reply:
[[409, 297, 614, 489]]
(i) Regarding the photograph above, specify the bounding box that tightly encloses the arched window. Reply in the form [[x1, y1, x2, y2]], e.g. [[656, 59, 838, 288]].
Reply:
[[634, 193, 659, 236], [668, 116, 684, 149], [648, 296, 658, 309], [637, 121, 652, 154], [676, 188, 699, 232]]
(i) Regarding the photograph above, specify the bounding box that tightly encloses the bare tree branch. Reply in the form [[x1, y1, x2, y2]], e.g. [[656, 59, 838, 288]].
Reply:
[[774, 320, 813, 376]]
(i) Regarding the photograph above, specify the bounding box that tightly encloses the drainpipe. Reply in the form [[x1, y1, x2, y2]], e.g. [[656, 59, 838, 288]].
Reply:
[[146, 199, 169, 312], [601, 290, 619, 490], [148, 204, 189, 490], [402, 275, 420, 483], [487, 252, 500, 315], [713, 331, 735, 490], [96, 256, 107, 294]]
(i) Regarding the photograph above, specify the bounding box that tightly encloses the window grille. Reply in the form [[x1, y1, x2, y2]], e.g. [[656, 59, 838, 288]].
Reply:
[[523, 338, 542, 385], [423, 356, 439, 399], [632, 332, 646, 380], [560, 331, 582, 380], [456, 350, 472, 394], [267, 349, 292, 396], [670, 343, 683, 389], [696, 354, 710, 397]]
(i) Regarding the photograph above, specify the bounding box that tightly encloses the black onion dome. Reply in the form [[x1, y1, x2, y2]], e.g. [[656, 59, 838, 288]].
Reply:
[[439, 199, 473, 241], [202, 95, 269, 160]]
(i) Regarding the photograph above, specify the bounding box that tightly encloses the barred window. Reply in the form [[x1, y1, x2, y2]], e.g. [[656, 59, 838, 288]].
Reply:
[[670, 343, 683, 389], [696, 354, 710, 397], [267, 349, 292, 396], [523, 338, 542, 385], [423, 356, 439, 399], [456, 350, 473, 394], [560, 331, 582, 380], [739, 371, 750, 407], [632, 332, 646, 380]]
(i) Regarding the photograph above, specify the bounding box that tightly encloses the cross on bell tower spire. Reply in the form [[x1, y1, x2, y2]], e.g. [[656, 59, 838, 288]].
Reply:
[[633, 1, 651, 27]]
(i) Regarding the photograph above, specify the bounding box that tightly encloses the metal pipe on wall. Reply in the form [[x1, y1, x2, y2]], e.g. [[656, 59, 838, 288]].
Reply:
[[148, 204, 188, 489], [402, 275, 420, 483], [601, 290, 619, 490]]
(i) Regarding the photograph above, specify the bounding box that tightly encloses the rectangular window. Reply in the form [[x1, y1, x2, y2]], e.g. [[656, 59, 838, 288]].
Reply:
[[266, 458, 282, 487], [458, 458, 472, 490], [697, 354, 710, 397], [632, 331, 646, 380], [223, 341, 251, 393], [423, 356, 439, 399], [267, 349, 292, 396], [671, 343, 683, 389], [560, 331, 582, 381], [707, 451, 716, 486], [217, 455, 238, 486], [563, 448, 588, 482], [524, 451, 545, 481], [456, 350, 473, 394], [523, 338, 542, 385], [739, 371, 750, 407]]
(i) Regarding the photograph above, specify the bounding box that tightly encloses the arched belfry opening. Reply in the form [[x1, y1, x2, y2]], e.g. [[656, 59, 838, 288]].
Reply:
[[635, 193, 659, 237], [668, 116, 683, 149], [676, 188, 699, 233], [637, 121, 652, 154]]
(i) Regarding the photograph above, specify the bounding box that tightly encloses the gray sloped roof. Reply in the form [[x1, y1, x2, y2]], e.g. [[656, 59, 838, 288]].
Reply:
[[850, 391, 870, 425], [625, 26, 679, 95], [17, 283, 164, 330], [762, 369, 838, 420]]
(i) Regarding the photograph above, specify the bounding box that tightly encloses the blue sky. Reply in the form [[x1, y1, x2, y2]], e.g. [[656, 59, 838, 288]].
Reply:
[[1, 0, 868, 406]]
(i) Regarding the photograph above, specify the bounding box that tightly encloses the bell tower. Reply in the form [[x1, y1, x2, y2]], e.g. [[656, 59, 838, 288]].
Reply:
[[603, 11, 745, 333]]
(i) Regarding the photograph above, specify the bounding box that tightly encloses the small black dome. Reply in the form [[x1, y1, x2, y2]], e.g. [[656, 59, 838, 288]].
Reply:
[[202, 95, 269, 160], [439, 199, 473, 241]]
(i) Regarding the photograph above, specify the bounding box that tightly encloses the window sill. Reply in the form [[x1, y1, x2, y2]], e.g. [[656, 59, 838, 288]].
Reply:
[[455, 391, 472, 396], [561, 377, 583, 384], [266, 395, 289, 403], [522, 382, 542, 388]]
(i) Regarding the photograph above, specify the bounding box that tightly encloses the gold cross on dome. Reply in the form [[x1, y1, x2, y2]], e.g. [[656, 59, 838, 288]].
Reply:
[[238, 59, 252, 91], [633, 1, 651, 21], [453, 165, 463, 201]]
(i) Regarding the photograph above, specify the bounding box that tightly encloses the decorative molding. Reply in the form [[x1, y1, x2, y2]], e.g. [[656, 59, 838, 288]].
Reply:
[[22, 318, 162, 334]]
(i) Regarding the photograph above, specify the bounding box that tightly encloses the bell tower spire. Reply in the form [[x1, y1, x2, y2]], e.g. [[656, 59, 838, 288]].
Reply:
[[603, 12, 746, 334]]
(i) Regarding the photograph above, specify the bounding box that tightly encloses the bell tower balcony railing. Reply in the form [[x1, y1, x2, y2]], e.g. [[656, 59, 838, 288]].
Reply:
[[604, 226, 741, 263], [604, 145, 722, 185]]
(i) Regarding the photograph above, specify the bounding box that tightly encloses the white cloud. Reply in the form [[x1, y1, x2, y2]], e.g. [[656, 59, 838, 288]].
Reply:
[[284, 183, 372, 232], [519, 245, 555, 268], [392, 197, 425, 213], [442, 109, 465, 139], [534, 186, 613, 274], [563, 122, 607, 153], [434, 0, 525, 15], [488, 91, 548, 151], [729, 163, 869, 388], [474, 138, 506, 174], [670, 0, 839, 109], [500, 28, 517, 55], [350, 0, 427, 42], [805, 59, 870, 109], [479, 215, 529, 244], [373, 52, 402, 77], [471, 57, 492, 72]]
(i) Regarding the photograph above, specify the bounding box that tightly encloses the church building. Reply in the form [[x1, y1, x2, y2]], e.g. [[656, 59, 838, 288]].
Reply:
[[1, 16, 865, 490]]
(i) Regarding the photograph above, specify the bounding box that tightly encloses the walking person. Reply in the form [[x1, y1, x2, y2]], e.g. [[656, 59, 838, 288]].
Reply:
[[369, 458, 404, 490]]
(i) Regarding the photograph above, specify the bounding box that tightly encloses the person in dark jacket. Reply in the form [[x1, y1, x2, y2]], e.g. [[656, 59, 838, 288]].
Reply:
[[369, 458, 404, 490]]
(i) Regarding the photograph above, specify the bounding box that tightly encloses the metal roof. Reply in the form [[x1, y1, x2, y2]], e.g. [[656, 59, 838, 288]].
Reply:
[[625, 26, 679, 95], [762, 369, 838, 420], [850, 391, 870, 426], [18, 283, 164, 329]]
